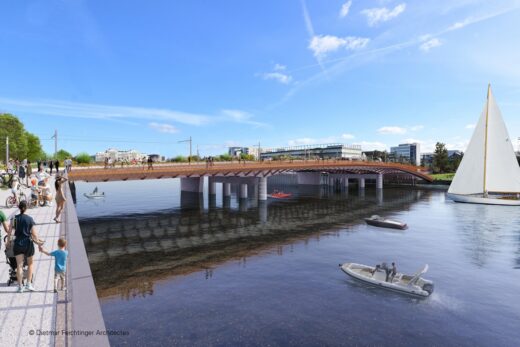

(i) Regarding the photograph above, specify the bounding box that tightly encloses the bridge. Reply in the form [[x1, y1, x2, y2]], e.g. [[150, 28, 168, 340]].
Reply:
[[69, 160, 432, 201]]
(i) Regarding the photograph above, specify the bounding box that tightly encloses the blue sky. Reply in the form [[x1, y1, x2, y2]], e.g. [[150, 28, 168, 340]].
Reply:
[[1, 0, 520, 157]]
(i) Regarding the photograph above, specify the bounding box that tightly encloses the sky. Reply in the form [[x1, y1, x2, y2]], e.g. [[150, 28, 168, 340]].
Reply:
[[1, 0, 520, 157]]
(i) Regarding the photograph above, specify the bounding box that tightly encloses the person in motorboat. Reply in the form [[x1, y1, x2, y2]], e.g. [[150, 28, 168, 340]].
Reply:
[[93, 186, 98, 195], [370, 264, 382, 275], [390, 262, 397, 282], [380, 262, 391, 282]]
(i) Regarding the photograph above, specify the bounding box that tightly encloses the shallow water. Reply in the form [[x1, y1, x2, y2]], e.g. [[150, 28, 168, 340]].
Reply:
[[76, 179, 520, 346]]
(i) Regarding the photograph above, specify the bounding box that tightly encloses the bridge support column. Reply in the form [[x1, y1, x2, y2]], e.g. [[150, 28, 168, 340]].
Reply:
[[223, 182, 231, 197], [181, 177, 203, 193], [343, 177, 349, 189], [376, 174, 383, 189], [358, 177, 365, 189], [258, 201, 267, 223], [376, 188, 383, 206], [240, 183, 248, 199], [297, 172, 321, 185], [258, 177, 267, 201], [209, 178, 217, 195]]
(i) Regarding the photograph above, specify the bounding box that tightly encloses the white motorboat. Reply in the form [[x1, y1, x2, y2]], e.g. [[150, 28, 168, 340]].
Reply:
[[364, 215, 407, 230], [339, 262, 434, 298], [447, 85, 520, 206], [84, 192, 105, 199]]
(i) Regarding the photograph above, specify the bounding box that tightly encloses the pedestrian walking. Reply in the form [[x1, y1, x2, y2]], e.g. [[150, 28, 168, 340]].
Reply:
[[54, 175, 68, 223], [9, 201, 45, 293], [39, 238, 68, 293], [49, 160, 54, 174]]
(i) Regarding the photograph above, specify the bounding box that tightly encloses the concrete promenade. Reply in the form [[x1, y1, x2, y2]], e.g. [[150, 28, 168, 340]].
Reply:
[[0, 181, 64, 346], [0, 175, 110, 347]]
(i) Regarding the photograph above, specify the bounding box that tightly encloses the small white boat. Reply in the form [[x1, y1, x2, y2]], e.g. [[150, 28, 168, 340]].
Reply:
[[364, 215, 407, 230], [339, 262, 434, 298], [447, 193, 520, 206], [84, 192, 105, 199]]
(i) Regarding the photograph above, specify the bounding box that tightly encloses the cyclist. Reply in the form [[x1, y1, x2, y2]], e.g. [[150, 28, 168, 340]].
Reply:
[[11, 176, 20, 201]]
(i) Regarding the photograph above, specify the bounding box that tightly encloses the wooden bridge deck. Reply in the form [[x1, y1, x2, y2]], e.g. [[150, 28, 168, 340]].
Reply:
[[68, 161, 433, 183]]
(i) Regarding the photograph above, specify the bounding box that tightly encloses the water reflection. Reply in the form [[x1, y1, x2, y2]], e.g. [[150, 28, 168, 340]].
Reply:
[[80, 188, 423, 299], [451, 202, 519, 267]]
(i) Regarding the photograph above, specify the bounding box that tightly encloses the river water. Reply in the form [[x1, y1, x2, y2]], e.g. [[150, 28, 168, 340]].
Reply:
[[76, 178, 520, 346]]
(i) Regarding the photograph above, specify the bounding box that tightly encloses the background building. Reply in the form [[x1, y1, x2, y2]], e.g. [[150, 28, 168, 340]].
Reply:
[[95, 148, 148, 162], [228, 146, 260, 159], [390, 143, 421, 166], [260, 143, 363, 161]]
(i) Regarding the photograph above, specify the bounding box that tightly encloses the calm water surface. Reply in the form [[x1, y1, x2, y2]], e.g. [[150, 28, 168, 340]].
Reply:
[[76, 179, 520, 346]]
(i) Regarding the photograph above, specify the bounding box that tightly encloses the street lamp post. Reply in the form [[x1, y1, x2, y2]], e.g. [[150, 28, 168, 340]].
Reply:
[[178, 136, 192, 164]]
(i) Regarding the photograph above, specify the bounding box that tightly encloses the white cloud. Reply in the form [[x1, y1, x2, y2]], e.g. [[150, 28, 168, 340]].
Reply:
[[262, 72, 292, 84], [361, 3, 406, 26], [353, 141, 387, 151], [465, 123, 476, 129], [260, 63, 293, 84], [340, 1, 352, 18], [420, 38, 442, 52], [0, 97, 209, 125], [149, 122, 178, 134], [0, 97, 265, 128], [377, 126, 407, 135], [409, 125, 424, 131], [308, 35, 370, 58], [220, 109, 267, 127], [341, 133, 355, 139]]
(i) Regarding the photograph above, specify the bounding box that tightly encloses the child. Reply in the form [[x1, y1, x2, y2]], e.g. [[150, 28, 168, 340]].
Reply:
[[39, 238, 68, 293]]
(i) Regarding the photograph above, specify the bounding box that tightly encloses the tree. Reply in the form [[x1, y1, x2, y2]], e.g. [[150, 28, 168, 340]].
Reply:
[[171, 155, 188, 163], [25, 132, 45, 161], [432, 142, 449, 173], [0, 113, 44, 163], [56, 149, 72, 161], [75, 152, 91, 164]]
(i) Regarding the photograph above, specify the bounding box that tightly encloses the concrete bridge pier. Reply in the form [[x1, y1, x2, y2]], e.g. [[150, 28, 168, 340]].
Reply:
[[258, 176, 267, 201], [208, 178, 217, 195], [223, 182, 231, 197], [376, 173, 383, 189], [343, 177, 349, 189], [181, 177, 203, 193], [358, 177, 365, 189], [376, 188, 383, 206], [240, 183, 248, 199]]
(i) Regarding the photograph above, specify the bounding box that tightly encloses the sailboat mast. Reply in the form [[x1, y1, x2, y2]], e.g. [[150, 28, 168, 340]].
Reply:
[[483, 84, 490, 195]]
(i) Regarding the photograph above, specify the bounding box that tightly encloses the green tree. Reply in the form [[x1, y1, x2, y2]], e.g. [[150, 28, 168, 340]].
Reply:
[[432, 142, 449, 173], [0, 113, 28, 161], [171, 155, 188, 162], [75, 152, 91, 164], [25, 132, 45, 161], [218, 153, 232, 161], [56, 149, 72, 161]]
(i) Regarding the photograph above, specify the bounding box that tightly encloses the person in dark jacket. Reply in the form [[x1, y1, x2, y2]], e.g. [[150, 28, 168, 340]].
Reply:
[[8, 201, 45, 293]]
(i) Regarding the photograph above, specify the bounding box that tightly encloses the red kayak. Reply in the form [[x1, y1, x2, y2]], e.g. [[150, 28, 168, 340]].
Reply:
[[268, 192, 292, 199]]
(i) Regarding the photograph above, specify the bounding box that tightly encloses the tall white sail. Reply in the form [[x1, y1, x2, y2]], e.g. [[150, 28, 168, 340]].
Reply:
[[485, 88, 520, 193], [448, 104, 486, 195], [448, 86, 520, 195]]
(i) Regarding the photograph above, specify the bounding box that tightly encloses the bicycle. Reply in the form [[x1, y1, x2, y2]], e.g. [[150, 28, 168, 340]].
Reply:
[[5, 189, 27, 208]]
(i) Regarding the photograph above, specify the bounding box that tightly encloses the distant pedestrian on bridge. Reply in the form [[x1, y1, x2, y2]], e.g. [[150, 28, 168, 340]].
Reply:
[[147, 156, 154, 170]]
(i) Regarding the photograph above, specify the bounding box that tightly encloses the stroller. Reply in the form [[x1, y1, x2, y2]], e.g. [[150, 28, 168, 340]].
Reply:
[[4, 236, 33, 286]]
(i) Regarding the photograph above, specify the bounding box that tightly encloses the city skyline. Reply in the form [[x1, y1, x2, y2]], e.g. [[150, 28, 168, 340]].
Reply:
[[1, 0, 520, 157]]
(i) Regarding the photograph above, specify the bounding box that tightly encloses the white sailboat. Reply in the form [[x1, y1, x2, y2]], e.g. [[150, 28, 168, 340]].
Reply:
[[447, 85, 520, 205]]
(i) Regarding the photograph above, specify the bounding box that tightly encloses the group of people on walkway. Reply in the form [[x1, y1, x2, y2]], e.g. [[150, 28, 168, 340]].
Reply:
[[0, 201, 69, 293]]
